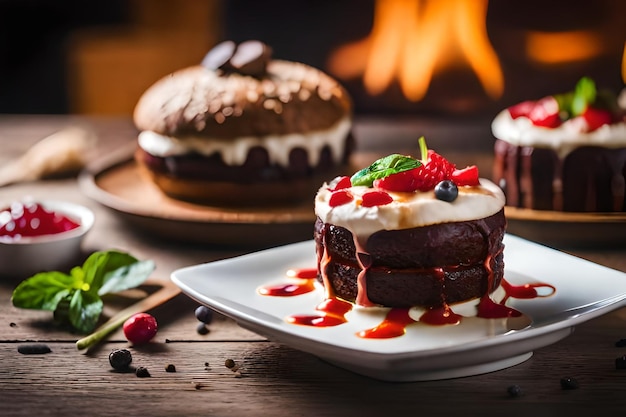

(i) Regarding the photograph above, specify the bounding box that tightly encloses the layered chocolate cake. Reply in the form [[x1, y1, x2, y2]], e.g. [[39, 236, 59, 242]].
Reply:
[[492, 77, 626, 212], [314, 139, 506, 308], [133, 40, 354, 206]]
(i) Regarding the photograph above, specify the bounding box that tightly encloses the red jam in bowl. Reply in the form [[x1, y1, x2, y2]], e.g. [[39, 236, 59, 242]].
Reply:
[[0, 201, 80, 240]]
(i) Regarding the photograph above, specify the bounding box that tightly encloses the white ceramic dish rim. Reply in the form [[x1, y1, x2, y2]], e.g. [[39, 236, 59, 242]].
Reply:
[[171, 235, 626, 380], [0, 200, 95, 245]]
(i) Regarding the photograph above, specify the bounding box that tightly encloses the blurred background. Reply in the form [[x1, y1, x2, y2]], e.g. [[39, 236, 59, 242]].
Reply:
[[0, 0, 624, 119]]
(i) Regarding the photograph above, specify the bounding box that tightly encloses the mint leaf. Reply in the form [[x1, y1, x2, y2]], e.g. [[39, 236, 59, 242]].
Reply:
[[571, 76, 596, 116], [11, 249, 154, 335], [11, 271, 75, 310], [351, 154, 420, 187], [82, 251, 139, 292], [98, 259, 155, 295], [69, 290, 103, 334]]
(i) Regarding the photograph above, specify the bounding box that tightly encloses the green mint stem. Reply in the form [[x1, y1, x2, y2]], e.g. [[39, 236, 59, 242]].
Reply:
[[418, 136, 428, 161], [75, 311, 133, 350]]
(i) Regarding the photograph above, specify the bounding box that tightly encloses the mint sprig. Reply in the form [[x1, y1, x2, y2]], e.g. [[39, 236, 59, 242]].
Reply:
[[11, 250, 155, 334], [554, 76, 597, 117], [351, 154, 420, 187]]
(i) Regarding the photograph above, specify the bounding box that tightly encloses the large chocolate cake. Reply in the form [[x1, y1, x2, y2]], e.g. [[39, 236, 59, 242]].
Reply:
[[314, 140, 507, 309], [314, 211, 506, 308]]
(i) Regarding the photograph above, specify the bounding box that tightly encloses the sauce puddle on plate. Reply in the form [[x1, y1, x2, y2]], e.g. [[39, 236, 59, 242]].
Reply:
[[258, 268, 554, 339]]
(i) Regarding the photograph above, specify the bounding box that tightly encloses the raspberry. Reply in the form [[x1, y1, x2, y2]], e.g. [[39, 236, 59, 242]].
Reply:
[[412, 151, 456, 192], [361, 191, 393, 207]]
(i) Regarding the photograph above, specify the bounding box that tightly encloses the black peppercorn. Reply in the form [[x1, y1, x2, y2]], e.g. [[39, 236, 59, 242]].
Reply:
[[506, 385, 523, 397], [197, 323, 211, 335], [165, 364, 176, 372], [136, 366, 151, 378], [560, 377, 579, 390], [615, 355, 626, 369], [17, 344, 51, 355], [225, 359, 236, 369], [108, 349, 133, 371]]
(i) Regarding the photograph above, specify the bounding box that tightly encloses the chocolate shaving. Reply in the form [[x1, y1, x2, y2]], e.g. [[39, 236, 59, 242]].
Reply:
[[201, 40, 236, 71], [202, 40, 272, 77]]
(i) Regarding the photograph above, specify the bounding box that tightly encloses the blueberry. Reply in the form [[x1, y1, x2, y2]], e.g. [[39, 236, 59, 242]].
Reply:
[[434, 180, 458, 202], [195, 305, 214, 324], [109, 349, 132, 371]]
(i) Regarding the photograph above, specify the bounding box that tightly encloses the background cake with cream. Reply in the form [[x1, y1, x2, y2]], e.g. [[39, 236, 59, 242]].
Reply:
[[314, 138, 506, 309], [133, 40, 354, 206], [492, 77, 626, 212]]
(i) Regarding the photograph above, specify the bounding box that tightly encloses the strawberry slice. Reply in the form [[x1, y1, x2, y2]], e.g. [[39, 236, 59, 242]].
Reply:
[[451, 165, 479, 186], [528, 97, 561, 128], [373, 170, 417, 192], [508, 100, 535, 119], [329, 190, 353, 207], [329, 176, 352, 191], [361, 191, 393, 207], [582, 107, 612, 131]]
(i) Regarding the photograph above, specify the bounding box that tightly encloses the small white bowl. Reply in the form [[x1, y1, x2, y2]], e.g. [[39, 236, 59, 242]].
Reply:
[[0, 200, 95, 278]]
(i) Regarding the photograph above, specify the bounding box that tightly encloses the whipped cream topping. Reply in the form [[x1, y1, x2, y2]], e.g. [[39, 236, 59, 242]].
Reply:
[[138, 116, 351, 167], [491, 110, 626, 159], [315, 179, 505, 243]]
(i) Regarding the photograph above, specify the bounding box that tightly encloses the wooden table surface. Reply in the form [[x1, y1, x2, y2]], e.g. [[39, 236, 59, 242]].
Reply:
[[1, 115, 626, 416]]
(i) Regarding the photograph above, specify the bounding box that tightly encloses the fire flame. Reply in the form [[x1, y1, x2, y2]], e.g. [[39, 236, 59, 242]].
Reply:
[[327, 0, 504, 102], [525, 31, 605, 64]]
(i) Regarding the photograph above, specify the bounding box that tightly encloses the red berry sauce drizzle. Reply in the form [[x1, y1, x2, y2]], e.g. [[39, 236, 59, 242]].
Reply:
[[258, 257, 555, 340], [0, 201, 80, 239]]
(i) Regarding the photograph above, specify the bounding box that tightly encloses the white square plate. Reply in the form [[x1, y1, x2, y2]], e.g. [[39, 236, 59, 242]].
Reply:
[[171, 235, 626, 381]]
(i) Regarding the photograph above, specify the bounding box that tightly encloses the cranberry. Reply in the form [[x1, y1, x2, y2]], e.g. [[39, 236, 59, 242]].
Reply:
[[123, 313, 158, 345], [0, 201, 80, 238]]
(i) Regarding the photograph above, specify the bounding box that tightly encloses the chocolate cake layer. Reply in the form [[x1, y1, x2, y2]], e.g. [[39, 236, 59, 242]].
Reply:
[[493, 139, 626, 212], [314, 210, 506, 308]]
